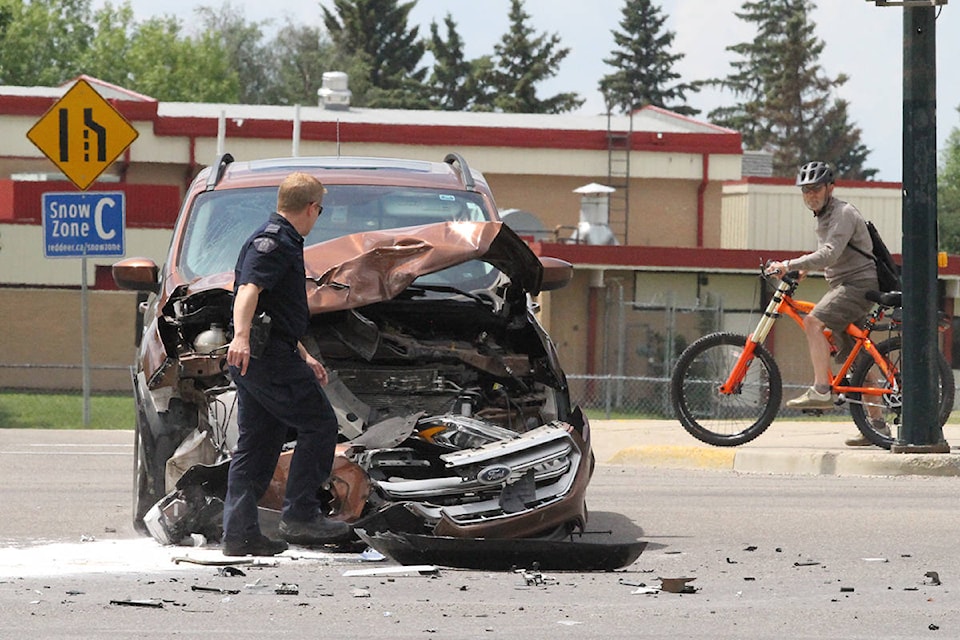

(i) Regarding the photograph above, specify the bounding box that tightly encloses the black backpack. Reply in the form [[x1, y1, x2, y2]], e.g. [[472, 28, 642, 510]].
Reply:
[[849, 220, 902, 292]]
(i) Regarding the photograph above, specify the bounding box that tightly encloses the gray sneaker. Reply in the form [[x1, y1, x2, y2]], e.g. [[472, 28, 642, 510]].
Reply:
[[786, 387, 834, 409]]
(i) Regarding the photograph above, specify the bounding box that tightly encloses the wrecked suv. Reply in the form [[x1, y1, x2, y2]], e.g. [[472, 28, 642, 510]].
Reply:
[[113, 152, 592, 547]]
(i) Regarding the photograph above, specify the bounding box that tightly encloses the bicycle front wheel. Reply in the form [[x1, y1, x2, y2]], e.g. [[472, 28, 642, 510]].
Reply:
[[670, 332, 783, 446], [848, 336, 955, 449]]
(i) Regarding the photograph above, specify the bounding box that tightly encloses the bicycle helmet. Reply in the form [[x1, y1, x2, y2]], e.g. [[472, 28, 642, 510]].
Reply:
[[796, 161, 835, 187]]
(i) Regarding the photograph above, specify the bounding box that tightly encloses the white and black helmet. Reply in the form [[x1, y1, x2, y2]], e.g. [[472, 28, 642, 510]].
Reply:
[[796, 161, 835, 187]]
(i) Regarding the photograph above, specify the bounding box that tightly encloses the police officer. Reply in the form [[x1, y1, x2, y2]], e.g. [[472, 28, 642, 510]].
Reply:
[[222, 171, 350, 556]]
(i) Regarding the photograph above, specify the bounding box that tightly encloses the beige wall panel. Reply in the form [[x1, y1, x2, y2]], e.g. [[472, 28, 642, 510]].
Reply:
[[721, 182, 903, 253], [0, 224, 172, 286], [544, 272, 592, 374], [0, 288, 138, 391], [630, 179, 700, 246]]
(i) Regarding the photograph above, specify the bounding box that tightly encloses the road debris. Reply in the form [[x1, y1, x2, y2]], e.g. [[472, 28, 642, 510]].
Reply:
[[658, 577, 697, 594], [342, 565, 439, 577], [191, 585, 240, 595], [109, 599, 163, 608], [925, 571, 942, 586]]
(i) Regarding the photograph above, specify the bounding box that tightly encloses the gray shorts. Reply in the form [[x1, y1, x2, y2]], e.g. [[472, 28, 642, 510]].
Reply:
[[810, 278, 878, 331], [811, 278, 878, 359]]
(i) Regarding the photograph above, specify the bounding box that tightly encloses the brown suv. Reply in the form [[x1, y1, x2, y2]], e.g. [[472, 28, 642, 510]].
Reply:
[[113, 152, 593, 546]]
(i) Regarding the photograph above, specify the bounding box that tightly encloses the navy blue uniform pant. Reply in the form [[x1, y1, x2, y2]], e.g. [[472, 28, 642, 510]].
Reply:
[[222, 341, 339, 542]]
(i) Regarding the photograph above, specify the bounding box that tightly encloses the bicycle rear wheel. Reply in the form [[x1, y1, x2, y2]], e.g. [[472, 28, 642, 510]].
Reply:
[[670, 332, 783, 446], [848, 336, 955, 449]]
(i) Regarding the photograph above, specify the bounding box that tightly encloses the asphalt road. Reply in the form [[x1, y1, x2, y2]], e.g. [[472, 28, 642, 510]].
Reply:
[[1, 428, 959, 639]]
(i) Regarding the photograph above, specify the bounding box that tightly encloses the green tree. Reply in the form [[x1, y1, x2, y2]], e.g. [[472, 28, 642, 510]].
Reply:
[[0, 0, 94, 85], [76, 2, 137, 87], [426, 13, 494, 111], [938, 111, 960, 254], [599, 0, 699, 116], [261, 20, 341, 106], [195, 2, 271, 104], [123, 15, 239, 102], [321, 0, 428, 108], [490, 0, 583, 114], [709, 0, 876, 179]]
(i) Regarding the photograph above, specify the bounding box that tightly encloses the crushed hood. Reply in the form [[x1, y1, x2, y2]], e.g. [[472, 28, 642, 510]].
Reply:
[[303, 221, 543, 314]]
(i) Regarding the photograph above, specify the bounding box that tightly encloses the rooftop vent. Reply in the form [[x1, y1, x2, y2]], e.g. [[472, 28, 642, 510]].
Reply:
[[572, 183, 618, 245], [318, 71, 352, 111]]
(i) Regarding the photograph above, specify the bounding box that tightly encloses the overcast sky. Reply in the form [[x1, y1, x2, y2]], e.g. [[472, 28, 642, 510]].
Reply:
[[100, 0, 960, 182]]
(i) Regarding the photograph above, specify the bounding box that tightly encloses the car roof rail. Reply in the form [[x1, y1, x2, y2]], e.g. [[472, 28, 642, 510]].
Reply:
[[204, 153, 235, 191], [443, 152, 475, 192]]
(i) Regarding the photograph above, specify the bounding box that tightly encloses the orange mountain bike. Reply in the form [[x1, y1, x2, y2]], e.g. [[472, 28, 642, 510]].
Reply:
[[670, 269, 954, 449]]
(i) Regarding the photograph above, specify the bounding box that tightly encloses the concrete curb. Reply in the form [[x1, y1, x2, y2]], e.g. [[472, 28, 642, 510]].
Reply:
[[604, 445, 960, 477]]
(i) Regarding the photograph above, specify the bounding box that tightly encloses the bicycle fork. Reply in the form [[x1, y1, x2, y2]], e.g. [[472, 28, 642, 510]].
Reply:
[[719, 278, 790, 394]]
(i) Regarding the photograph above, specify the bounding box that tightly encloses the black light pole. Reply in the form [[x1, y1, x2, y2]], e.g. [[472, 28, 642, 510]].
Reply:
[[869, 0, 949, 452]]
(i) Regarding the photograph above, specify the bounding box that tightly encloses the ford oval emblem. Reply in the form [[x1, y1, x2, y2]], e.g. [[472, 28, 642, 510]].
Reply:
[[477, 464, 511, 485]]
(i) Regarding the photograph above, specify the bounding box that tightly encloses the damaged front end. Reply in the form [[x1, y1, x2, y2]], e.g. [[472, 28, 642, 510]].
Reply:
[[129, 221, 594, 554]]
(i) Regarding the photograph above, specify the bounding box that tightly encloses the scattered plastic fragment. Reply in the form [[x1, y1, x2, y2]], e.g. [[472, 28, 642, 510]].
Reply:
[[631, 586, 659, 595], [840, 587, 855, 593], [109, 599, 163, 608], [191, 585, 240, 595], [342, 565, 438, 577], [743, 546, 758, 552], [929, 624, 940, 631], [794, 561, 820, 567], [925, 571, 942, 586], [659, 577, 697, 594], [351, 588, 371, 598], [862, 558, 889, 563], [275, 583, 299, 595], [726, 558, 738, 564], [218, 566, 246, 577], [617, 578, 647, 587]]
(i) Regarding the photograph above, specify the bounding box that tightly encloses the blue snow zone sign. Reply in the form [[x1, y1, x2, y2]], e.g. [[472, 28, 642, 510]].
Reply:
[[43, 192, 125, 258]]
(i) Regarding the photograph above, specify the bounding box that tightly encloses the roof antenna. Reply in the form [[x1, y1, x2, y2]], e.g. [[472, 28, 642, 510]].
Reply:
[[336, 119, 341, 158]]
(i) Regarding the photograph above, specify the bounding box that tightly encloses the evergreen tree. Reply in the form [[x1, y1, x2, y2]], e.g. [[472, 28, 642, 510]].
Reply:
[[599, 0, 699, 116], [426, 13, 494, 111], [938, 111, 960, 254], [321, 0, 428, 108], [490, 0, 583, 114], [709, 0, 876, 179]]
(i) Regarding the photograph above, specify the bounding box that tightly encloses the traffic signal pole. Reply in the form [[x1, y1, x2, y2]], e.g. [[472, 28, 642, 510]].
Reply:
[[892, 3, 949, 452]]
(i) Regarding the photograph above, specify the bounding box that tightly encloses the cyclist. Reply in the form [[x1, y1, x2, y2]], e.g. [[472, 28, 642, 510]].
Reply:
[[766, 160, 888, 447]]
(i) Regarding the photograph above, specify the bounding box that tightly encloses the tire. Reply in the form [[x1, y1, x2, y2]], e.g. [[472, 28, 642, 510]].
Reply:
[[670, 332, 783, 446], [848, 336, 955, 449], [132, 413, 162, 534]]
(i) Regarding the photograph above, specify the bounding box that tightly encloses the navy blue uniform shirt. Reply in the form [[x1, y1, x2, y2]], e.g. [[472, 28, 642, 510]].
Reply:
[[233, 212, 308, 345]]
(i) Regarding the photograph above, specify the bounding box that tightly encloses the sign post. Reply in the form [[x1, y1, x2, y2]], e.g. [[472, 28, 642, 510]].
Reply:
[[27, 79, 138, 425]]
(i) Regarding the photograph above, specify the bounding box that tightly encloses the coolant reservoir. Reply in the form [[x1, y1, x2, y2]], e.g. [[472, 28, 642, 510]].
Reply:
[[194, 323, 227, 354]]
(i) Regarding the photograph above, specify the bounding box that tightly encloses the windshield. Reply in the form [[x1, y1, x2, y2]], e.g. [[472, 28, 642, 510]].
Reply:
[[179, 184, 498, 287]]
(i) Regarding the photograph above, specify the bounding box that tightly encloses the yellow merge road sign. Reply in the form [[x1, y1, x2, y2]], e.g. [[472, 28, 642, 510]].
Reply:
[[27, 79, 139, 191]]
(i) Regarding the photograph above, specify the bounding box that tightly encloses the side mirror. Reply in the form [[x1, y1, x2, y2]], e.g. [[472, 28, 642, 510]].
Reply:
[[539, 256, 573, 291], [113, 257, 160, 293]]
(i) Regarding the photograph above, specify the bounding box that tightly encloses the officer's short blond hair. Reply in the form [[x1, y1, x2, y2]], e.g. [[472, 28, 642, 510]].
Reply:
[[277, 172, 326, 213]]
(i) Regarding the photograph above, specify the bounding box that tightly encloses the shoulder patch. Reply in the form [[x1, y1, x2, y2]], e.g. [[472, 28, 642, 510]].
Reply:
[[253, 237, 278, 253]]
